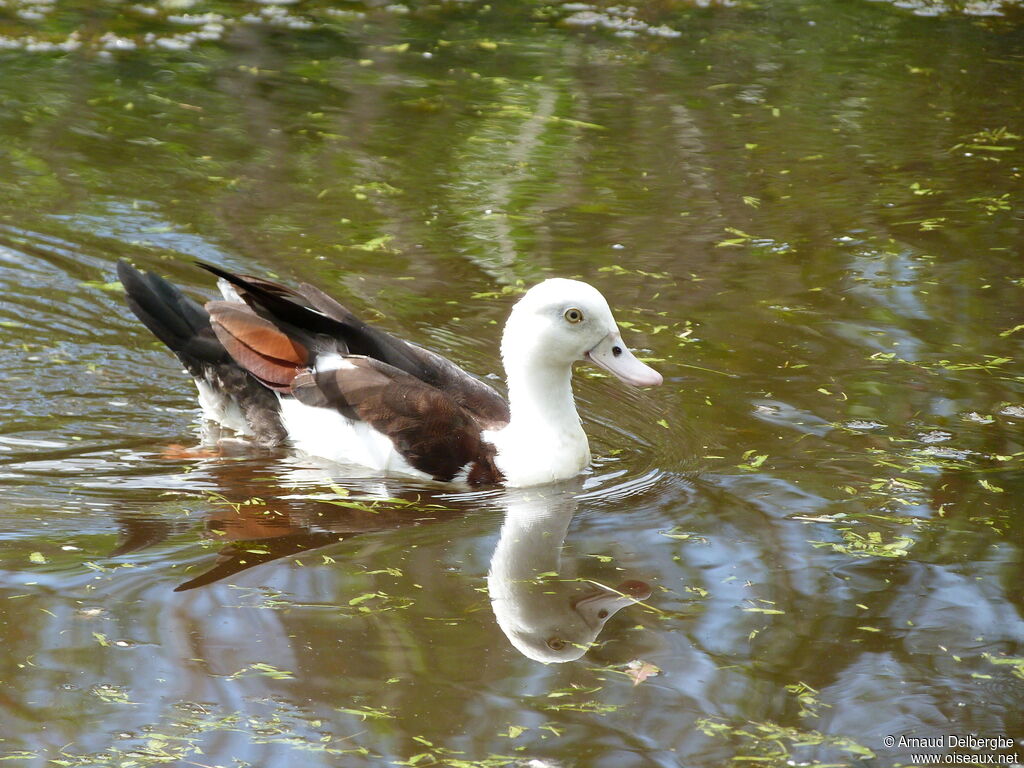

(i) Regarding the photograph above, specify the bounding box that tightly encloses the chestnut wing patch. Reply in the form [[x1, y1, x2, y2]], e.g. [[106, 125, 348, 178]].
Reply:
[[207, 301, 309, 392], [290, 357, 490, 482]]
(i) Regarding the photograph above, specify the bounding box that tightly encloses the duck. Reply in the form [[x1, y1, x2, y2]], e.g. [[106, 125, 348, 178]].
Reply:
[[117, 260, 662, 487]]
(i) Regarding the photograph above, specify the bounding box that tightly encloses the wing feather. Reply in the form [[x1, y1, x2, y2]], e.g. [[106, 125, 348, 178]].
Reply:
[[291, 357, 496, 481], [207, 301, 308, 392], [196, 262, 509, 426]]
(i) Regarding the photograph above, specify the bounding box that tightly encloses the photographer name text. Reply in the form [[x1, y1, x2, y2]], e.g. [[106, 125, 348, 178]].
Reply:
[[885, 735, 1015, 750]]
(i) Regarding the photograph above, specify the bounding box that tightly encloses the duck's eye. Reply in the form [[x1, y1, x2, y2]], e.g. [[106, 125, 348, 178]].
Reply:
[[564, 308, 584, 324], [547, 637, 567, 651], [597, 609, 609, 620]]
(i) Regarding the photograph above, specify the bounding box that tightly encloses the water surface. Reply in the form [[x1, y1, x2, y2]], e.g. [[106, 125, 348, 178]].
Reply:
[[0, 1, 1022, 766]]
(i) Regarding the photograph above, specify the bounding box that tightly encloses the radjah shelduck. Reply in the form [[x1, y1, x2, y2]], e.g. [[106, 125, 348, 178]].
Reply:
[[117, 261, 662, 487]]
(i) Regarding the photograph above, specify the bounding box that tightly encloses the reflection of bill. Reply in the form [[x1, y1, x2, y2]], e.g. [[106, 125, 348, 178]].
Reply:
[[487, 483, 652, 663]]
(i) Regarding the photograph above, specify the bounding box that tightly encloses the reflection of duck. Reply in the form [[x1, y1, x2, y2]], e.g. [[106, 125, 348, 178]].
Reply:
[[117, 262, 661, 488], [114, 475, 467, 591], [170, 493, 458, 592], [488, 485, 651, 663]]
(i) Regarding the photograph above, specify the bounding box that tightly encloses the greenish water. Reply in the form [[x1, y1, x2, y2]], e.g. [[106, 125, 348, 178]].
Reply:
[[1, 1, 1022, 766]]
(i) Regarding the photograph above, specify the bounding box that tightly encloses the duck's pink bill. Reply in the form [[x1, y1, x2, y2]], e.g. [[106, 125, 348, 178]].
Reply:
[[586, 333, 663, 388]]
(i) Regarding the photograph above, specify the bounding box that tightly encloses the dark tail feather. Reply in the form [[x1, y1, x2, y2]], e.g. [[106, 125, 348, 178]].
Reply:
[[117, 261, 288, 445], [117, 261, 227, 372]]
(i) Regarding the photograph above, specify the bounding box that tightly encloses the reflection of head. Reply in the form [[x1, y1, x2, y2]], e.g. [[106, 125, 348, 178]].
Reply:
[[487, 488, 651, 663]]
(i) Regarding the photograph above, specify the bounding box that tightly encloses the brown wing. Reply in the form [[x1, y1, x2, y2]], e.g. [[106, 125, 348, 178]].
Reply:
[[295, 281, 509, 427], [291, 357, 502, 483], [198, 264, 509, 427], [398, 343, 510, 429]]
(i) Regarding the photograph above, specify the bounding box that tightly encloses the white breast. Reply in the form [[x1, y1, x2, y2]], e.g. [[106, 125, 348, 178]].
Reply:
[[484, 423, 591, 488]]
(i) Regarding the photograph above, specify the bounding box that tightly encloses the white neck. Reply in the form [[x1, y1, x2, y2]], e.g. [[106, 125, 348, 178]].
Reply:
[[487, 350, 591, 487], [506, 357, 580, 433]]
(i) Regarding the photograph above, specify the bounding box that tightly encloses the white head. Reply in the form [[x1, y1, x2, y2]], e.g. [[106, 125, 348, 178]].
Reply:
[[501, 278, 663, 387]]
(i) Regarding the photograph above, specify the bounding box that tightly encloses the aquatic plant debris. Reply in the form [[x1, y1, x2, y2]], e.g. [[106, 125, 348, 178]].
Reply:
[[810, 529, 915, 559], [697, 717, 876, 762], [624, 659, 661, 685], [46, 701, 374, 764], [1, 0, 1016, 57]]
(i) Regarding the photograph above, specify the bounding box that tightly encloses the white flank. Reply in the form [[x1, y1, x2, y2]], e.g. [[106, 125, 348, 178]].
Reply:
[[277, 396, 431, 480], [451, 462, 474, 484]]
